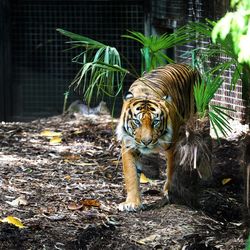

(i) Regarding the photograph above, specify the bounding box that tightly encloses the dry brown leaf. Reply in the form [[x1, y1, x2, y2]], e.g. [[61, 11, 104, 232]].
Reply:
[[72, 130, 83, 135], [46, 214, 66, 221], [5, 196, 28, 207], [64, 175, 71, 181], [222, 178, 232, 185], [40, 130, 62, 137], [68, 202, 83, 210], [140, 173, 151, 184], [50, 136, 62, 145], [137, 234, 159, 244], [0, 216, 26, 228], [80, 199, 101, 208], [63, 154, 80, 161]]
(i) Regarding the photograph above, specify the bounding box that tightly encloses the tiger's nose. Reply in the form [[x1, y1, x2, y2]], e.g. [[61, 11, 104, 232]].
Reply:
[[141, 138, 152, 146]]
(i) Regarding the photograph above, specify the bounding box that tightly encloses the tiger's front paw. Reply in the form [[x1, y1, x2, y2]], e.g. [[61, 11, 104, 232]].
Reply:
[[118, 200, 143, 212]]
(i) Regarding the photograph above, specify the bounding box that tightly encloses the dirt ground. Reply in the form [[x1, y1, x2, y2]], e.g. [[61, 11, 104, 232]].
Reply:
[[0, 114, 249, 250]]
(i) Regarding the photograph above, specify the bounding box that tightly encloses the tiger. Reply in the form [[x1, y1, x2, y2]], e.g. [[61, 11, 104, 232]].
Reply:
[[116, 63, 199, 211]]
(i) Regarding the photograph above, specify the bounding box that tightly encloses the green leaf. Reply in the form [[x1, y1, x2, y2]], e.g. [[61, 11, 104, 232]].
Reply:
[[56, 28, 106, 47], [231, 64, 243, 89], [194, 74, 224, 119], [209, 104, 234, 138], [57, 27, 128, 107], [214, 14, 234, 41], [141, 47, 151, 72], [209, 111, 228, 137]]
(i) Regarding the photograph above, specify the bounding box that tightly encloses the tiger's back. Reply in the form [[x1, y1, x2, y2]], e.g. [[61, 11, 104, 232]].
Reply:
[[129, 64, 198, 120]]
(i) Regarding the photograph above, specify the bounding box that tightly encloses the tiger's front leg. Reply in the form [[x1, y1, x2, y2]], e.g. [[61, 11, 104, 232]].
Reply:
[[118, 142, 142, 212]]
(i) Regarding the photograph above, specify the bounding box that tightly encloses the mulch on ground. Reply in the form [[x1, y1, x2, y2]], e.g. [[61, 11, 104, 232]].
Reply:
[[0, 114, 248, 249]]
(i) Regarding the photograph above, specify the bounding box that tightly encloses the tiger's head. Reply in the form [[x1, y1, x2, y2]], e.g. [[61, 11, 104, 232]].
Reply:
[[116, 92, 174, 154]]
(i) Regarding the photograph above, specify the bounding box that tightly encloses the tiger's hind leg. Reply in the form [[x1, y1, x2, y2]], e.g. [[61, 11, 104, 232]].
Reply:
[[118, 143, 142, 212], [163, 148, 175, 196]]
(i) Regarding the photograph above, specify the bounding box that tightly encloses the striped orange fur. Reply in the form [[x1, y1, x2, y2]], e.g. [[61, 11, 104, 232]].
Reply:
[[116, 64, 199, 211]]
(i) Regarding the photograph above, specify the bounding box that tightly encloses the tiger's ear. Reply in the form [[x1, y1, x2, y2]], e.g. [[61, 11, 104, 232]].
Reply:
[[124, 91, 134, 100], [163, 95, 173, 103]]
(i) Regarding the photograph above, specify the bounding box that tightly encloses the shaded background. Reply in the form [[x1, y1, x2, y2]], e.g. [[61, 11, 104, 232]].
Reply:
[[1, 0, 244, 122]]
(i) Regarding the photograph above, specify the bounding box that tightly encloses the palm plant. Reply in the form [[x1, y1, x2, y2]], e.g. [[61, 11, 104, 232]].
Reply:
[[56, 28, 128, 106], [57, 26, 196, 107], [122, 27, 196, 73], [194, 74, 234, 138], [184, 19, 249, 137]]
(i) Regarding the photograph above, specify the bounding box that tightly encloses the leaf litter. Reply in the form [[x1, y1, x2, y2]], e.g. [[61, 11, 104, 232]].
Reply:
[[0, 113, 248, 249]]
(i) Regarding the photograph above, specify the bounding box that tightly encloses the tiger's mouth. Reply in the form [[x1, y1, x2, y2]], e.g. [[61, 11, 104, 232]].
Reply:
[[138, 146, 152, 154], [137, 141, 159, 154]]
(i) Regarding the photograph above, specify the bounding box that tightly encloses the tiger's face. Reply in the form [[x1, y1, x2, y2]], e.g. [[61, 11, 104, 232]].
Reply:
[[117, 93, 174, 154]]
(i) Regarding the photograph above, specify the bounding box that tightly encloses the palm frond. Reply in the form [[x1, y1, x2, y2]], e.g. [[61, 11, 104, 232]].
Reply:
[[209, 105, 234, 137], [194, 75, 223, 118], [194, 72, 234, 138], [56, 28, 105, 48], [57, 28, 128, 106]]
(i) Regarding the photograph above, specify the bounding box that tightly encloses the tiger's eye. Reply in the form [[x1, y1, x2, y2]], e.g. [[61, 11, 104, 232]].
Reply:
[[152, 119, 160, 127], [133, 119, 141, 127]]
